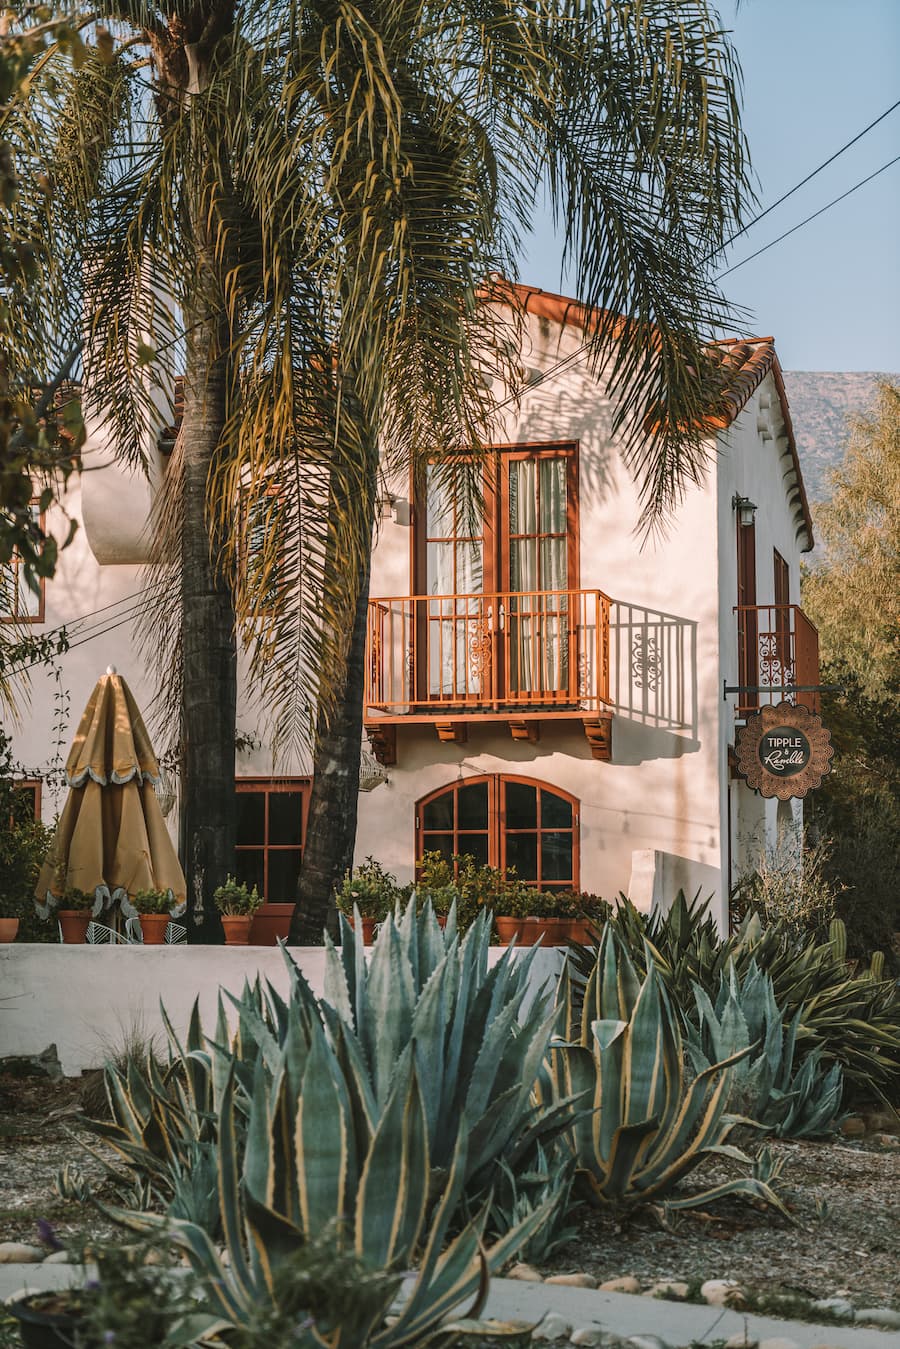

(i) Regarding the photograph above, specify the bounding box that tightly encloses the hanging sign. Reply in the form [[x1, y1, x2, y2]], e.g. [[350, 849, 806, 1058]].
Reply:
[[734, 700, 833, 800]]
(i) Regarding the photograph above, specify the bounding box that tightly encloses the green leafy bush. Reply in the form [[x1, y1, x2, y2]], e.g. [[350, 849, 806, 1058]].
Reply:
[[0, 726, 51, 933], [212, 875, 262, 915], [335, 856, 406, 920]]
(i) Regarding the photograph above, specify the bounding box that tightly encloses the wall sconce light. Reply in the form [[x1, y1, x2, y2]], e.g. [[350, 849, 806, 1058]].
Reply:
[[378, 493, 411, 526], [732, 494, 757, 527]]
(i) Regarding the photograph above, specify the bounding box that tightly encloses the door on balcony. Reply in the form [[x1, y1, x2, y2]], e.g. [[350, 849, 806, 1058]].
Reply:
[[421, 444, 578, 704], [737, 515, 757, 710]]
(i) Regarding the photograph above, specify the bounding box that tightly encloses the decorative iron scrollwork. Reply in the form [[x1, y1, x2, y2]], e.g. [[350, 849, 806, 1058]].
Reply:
[[632, 632, 661, 691]]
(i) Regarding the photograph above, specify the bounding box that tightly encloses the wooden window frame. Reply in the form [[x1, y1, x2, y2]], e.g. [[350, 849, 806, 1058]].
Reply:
[[1, 501, 46, 624], [235, 776, 311, 901], [773, 549, 791, 665], [413, 442, 580, 599], [415, 773, 580, 891]]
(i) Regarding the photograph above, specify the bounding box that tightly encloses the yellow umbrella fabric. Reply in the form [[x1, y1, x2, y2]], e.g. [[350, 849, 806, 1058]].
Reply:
[[35, 670, 186, 916]]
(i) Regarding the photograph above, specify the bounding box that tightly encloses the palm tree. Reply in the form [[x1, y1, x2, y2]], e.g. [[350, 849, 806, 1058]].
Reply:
[[53, 0, 750, 943]]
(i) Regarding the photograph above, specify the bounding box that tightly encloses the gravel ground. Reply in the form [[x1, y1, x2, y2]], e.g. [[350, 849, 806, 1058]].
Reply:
[[2, 1075, 898, 1312], [539, 1137, 900, 1309]]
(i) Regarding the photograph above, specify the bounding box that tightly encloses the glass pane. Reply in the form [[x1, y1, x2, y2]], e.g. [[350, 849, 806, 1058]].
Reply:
[[268, 849, 302, 902], [540, 536, 567, 592], [541, 791, 572, 829], [457, 782, 488, 830], [18, 566, 41, 617], [505, 833, 538, 880], [420, 833, 455, 863], [541, 831, 573, 882], [427, 541, 455, 595], [269, 791, 304, 845], [423, 792, 454, 831], [235, 850, 265, 895], [455, 541, 483, 595], [463, 834, 489, 867], [426, 467, 454, 537], [236, 792, 265, 846], [505, 780, 537, 829], [508, 459, 536, 535], [540, 457, 567, 533]]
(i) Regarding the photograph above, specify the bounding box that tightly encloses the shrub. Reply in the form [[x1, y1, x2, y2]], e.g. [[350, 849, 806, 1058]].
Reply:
[[0, 726, 52, 935], [731, 835, 841, 944], [212, 875, 262, 916], [334, 856, 404, 921]]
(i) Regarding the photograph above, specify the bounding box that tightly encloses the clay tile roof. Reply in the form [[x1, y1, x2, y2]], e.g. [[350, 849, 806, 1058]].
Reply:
[[489, 280, 813, 551]]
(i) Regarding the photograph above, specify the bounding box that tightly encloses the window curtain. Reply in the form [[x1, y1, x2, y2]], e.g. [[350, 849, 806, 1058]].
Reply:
[[508, 458, 568, 694], [426, 469, 483, 698]]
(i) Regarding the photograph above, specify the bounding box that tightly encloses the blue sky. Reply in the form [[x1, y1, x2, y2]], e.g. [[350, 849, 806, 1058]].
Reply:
[[518, 1, 900, 373]]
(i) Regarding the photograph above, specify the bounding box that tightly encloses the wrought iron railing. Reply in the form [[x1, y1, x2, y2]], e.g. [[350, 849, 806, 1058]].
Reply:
[[366, 589, 611, 715], [734, 604, 820, 716]]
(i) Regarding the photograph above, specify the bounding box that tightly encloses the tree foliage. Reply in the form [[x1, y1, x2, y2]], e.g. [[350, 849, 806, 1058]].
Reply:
[[803, 381, 900, 968]]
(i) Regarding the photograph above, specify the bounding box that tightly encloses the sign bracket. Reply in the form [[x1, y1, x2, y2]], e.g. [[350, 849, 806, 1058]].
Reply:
[[723, 682, 843, 699]]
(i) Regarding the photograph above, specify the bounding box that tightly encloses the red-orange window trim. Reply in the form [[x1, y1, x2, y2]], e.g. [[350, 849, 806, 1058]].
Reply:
[[412, 442, 580, 598], [11, 779, 42, 823], [235, 777, 311, 901], [415, 773, 580, 891]]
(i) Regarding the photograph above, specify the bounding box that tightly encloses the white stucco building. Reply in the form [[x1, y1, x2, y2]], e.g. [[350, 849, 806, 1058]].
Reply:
[[4, 283, 818, 930]]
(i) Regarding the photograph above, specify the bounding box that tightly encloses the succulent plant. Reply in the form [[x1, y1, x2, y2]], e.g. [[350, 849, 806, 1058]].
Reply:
[[686, 959, 846, 1139], [543, 927, 790, 1215]]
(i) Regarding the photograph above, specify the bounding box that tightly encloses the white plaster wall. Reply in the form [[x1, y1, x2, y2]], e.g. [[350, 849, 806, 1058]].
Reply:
[[714, 373, 812, 894], [0, 943, 563, 1077], [364, 307, 725, 918]]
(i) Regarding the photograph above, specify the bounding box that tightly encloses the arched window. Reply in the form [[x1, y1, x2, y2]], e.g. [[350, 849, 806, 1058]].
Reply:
[[416, 775, 579, 890]]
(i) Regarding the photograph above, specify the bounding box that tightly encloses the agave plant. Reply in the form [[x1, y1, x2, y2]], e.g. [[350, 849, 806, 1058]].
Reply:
[[570, 897, 899, 1105], [687, 960, 845, 1139], [111, 989, 551, 1346], [318, 899, 573, 1199], [543, 927, 789, 1214]]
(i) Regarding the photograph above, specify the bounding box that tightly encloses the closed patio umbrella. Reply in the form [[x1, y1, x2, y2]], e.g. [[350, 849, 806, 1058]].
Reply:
[[35, 667, 186, 918]]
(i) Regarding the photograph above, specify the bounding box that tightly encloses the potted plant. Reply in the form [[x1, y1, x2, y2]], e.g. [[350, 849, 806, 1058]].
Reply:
[[56, 887, 94, 943], [249, 899, 294, 945], [494, 883, 571, 946], [0, 729, 53, 942], [557, 890, 611, 943], [335, 858, 399, 942], [213, 875, 262, 943], [131, 888, 174, 944]]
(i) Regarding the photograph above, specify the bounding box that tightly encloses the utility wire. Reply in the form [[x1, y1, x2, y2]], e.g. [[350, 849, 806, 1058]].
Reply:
[[709, 95, 900, 260], [716, 153, 900, 279], [491, 116, 900, 416], [3, 585, 165, 681]]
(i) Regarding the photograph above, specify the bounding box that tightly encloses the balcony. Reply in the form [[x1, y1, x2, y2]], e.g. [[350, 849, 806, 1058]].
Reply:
[[365, 589, 612, 761], [734, 604, 821, 717]]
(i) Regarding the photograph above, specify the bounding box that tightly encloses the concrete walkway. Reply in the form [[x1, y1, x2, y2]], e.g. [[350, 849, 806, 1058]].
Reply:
[[483, 1279, 900, 1348], [1, 1264, 897, 1348]]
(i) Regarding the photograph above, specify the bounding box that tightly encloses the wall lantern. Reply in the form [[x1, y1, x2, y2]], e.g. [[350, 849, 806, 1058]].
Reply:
[[378, 492, 411, 525], [732, 494, 758, 527]]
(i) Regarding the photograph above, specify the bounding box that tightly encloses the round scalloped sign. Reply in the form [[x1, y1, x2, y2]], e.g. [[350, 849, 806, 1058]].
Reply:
[[734, 700, 834, 800]]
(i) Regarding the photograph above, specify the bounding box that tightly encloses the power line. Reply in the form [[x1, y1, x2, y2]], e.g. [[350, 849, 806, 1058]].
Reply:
[[3, 585, 165, 681], [710, 95, 900, 261], [715, 153, 900, 280]]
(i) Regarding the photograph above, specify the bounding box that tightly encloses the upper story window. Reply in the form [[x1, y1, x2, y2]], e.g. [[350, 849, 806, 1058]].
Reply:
[[416, 774, 579, 890], [1, 502, 45, 624], [417, 444, 578, 600], [235, 777, 310, 901]]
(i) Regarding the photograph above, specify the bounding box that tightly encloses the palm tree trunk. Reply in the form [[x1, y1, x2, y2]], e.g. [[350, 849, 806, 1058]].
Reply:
[[180, 300, 236, 944], [289, 542, 372, 944]]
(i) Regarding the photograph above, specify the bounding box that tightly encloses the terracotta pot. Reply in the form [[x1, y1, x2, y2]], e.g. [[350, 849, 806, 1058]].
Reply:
[[221, 914, 253, 945], [0, 917, 19, 942], [57, 910, 91, 944], [138, 913, 170, 945], [496, 916, 570, 946], [249, 903, 293, 945], [350, 915, 377, 944], [565, 918, 598, 944], [495, 916, 524, 945], [436, 915, 448, 929]]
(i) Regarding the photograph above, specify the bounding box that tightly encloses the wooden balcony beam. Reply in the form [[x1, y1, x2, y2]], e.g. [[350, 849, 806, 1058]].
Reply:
[[435, 720, 467, 745], [582, 714, 613, 761], [366, 724, 396, 767], [509, 720, 540, 744]]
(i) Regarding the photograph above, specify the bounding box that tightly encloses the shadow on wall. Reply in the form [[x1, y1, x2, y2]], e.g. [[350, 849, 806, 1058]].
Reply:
[[609, 601, 698, 745]]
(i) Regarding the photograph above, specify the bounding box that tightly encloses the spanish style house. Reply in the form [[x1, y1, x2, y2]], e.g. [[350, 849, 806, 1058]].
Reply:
[[4, 283, 818, 930]]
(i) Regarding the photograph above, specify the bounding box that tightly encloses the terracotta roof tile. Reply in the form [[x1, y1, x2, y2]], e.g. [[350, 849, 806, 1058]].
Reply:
[[490, 280, 813, 550]]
